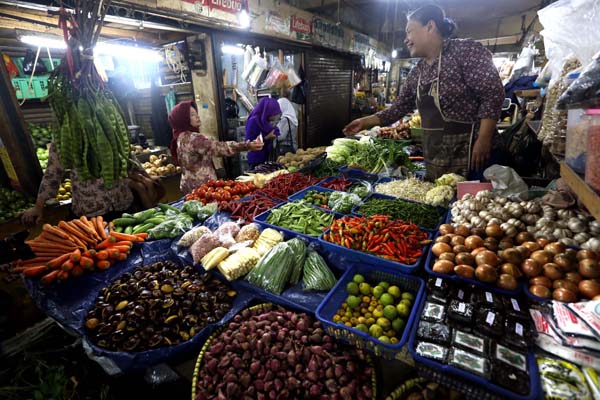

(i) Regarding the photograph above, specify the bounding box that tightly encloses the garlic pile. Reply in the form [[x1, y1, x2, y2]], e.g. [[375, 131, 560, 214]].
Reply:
[[451, 190, 600, 250]]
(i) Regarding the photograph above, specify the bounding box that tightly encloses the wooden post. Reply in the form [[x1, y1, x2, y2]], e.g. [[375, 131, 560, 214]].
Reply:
[[0, 52, 42, 197]]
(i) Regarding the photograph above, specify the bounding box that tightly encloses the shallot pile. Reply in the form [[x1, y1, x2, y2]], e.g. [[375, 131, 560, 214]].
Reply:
[[196, 305, 373, 400]]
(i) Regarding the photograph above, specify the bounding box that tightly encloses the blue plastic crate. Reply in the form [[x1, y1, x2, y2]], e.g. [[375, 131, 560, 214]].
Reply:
[[339, 166, 380, 182], [318, 227, 431, 275], [288, 185, 336, 205], [253, 202, 341, 242], [315, 263, 425, 360], [352, 192, 448, 233], [408, 299, 541, 400], [317, 176, 362, 191]]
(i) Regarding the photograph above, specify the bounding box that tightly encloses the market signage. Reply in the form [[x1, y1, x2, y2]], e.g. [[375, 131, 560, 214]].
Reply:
[[312, 17, 344, 50], [265, 10, 290, 36], [352, 32, 371, 54], [180, 0, 245, 14], [290, 15, 312, 41]]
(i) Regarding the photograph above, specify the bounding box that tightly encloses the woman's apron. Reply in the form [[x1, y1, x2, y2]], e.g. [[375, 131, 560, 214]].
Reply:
[[417, 54, 476, 181]]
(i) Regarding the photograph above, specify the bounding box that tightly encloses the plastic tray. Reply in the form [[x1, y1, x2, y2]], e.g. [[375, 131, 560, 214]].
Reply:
[[352, 192, 448, 233], [288, 185, 336, 206], [339, 166, 380, 182], [253, 202, 341, 242], [316, 263, 425, 360], [408, 299, 541, 400], [317, 227, 431, 275], [317, 176, 362, 191], [423, 239, 522, 296]]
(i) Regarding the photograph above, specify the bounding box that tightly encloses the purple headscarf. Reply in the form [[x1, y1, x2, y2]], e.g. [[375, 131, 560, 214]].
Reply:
[[248, 98, 281, 135]]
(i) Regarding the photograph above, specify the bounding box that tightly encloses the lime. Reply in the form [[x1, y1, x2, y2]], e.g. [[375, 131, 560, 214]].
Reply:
[[383, 305, 398, 320], [366, 317, 376, 326], [369, 324, 383, 338], [380, 293, 394, 306], [346, 295, 361, 309], [392, 318, 406, 332], [346, 282, 359, 295], [378, 281, 390, 290], [390, 337, 399, 344], [373, 307, 384, 319], [400, 299, 413, 309], [359, 282, 372, 295], [396, 303, 410, 318], [385, 329, 396, 338], [377, 336, 391, 344], [355, 323, 369, 333], [401, 292, 414, 302], [388, 285, 402, 299], [376, 317, 391, 330], [357, 317, 367, 325], [353, 274, 365, 284], [373, 285, 385, 299]]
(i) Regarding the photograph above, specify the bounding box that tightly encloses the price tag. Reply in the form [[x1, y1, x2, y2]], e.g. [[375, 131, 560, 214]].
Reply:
[[435, 278, 442, 288], [486, 311, 495, 325], [485, 292, 493, 303], [511, 298, 521, 312], [458, 290, 465, 300], [458, 302, 466, 313], [516, 323, 524, 336]]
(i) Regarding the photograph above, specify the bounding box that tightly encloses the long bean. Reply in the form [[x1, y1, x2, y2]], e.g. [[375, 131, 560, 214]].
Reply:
[[356, 198, 444, 229], [266, 202, 335, 236]]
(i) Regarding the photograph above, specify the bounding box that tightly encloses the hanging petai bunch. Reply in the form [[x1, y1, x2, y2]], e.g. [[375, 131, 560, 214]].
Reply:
[[48, 0, 129, 188]]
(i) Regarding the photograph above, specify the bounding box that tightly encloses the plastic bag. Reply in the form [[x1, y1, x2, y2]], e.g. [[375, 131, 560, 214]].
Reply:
[[191, 232, 221, 264], [235, 223, 260, 243], [328, 191, 361, 214], [22, 49, 47, 75], [287, 237, 307, 285], [557, 51, 600, 108], [148, 214, 193, 239], [182, 201, 217, 221], [246, 242, 294, 295], [483, 164, 528, 200], [285, 62, 301, 87], [177, 225, 211, 247], [260, 60, 289, 90], [3, 54, 19, 78], [302, 250, 337, 291], [214, 221, 241, 248], [509, 46, 537, 82]]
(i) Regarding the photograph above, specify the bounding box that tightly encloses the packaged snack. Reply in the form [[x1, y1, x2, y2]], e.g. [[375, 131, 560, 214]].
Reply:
[[568, 300, 600, 339], [492, 363, 530, 395], [415, 341, 449, 363], [417, 321, 452, 345], [475, 308, 504, 338], [452, 330, 487, 355], [427, 277, 449, 300], [503, 318, 531, 350], [447, 300, 474, 326], [493, 343, 528, 372], [551, 302, 600, 352], [450, 286, 472, 302], [503, 297, 529, 321], [583, 367, 600, 400], [538, 358, 592, 400], [473, 290, 502, 310], [448, 347, 489, 378], [422, 301, 446, 322]]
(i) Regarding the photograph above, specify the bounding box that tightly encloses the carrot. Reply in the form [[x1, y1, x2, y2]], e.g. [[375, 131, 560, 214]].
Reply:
[[39, 232, 78, 248], [42, 224, 70, 240], [135, 233, 149, 240], [47, 253, 73, 269], [20, 257, 54, 265], [61, 260, 74, 271], [57, 270, 69, 282], [79, 256, 94, 270], [108, 245, 131, 254], [108, 249, 121, 260], [41, 270, 60, 286], [33, 252, 67, 257], [96, 236, 117, 250], [83, 249, 97, 258], [71, 265, 84, 278], [29, 242, 77, 253], [111, 241, 133, 248], [96, 260, 111, 270], [95, 250, 109, 260], [70, 249, 81, 263], [110, 232, 143, 242], [59, 221, 92, 245], [117, 253, 128, 261], [96, 216, 107, 239], [22, 265, 49, 277], [74, 219, 98, 241]]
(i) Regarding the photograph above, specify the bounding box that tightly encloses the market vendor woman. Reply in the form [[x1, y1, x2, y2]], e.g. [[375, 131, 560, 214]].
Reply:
[[344, 5, 504, 180]]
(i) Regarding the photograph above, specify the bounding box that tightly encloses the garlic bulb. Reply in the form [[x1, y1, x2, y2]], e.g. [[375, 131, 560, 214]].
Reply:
[[574, 232, 591, 244], [553, 228, 572, 239], [581, 238, 600, 252], [567, 217, 587, 233], [500, 222, 517, 237], [559, 237, 578, 246]]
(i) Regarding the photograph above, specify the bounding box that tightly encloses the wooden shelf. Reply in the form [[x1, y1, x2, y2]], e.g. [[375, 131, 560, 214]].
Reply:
[[560, 162, 600, 221]]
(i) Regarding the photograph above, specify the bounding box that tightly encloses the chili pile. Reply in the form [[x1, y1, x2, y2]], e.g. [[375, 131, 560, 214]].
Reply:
[[219, 194, 279, 222], [323, 215, 430, 265], [320, 177, 353, 191], [257, 173, 321, 201], [356, 198, 444, 229]]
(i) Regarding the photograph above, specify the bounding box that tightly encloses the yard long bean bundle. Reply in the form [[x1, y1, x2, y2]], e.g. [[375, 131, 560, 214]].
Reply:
[[48, 1, 130, 188], [357, 198, 445, 229]]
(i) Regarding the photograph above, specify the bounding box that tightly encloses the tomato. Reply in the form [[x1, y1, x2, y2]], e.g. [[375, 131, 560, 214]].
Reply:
[[222, 192, 231, 201], [198, 189, 207, 198], [223, 186, 231, 192], [213, 193, 222, 201]]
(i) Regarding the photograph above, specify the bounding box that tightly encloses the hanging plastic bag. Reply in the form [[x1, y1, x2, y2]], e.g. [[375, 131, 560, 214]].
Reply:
[[291, 66, 306, 104], [483, 164, 528, 200], [557, 51, 600, 109], [285, 62, 301, 87], [22, 49, 47, 75], [2, 54, 19, 78], [260, 60, 289, 90]]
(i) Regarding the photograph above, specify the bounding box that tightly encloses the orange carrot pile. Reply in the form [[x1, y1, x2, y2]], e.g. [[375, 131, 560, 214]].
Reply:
[[16, 216, 147, 286]]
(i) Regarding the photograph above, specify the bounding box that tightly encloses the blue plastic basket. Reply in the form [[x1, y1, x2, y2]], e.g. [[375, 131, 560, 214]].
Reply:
[[316, 264, 425, 360], [253, 202, 341, 242], [339, 166, 380, 182], [288, 185, 336, 206], [317, 176, 363, 191], [352, 192, 448, 233], [423, 240, 522, 296], [318, 227, 431, 275], [408, 299, 541, 400]]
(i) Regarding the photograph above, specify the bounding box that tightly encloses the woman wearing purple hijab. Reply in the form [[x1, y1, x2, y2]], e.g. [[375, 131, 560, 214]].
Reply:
[[245, 98, 282, 168]]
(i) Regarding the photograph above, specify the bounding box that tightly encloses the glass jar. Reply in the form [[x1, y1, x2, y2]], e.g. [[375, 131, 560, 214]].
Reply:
[[584, 108, 600, 193], [565, 108, 586, 173]]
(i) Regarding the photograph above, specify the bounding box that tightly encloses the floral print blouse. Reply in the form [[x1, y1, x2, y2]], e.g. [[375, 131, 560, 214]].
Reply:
[[177, 131, 249, 194], [377, 39, 504, 126], [38, 144, 133, 217]]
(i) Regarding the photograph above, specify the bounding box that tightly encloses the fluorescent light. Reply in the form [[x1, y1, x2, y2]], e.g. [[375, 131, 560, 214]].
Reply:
[[391, 49, 398, 58], [239, 9, 250, 29], [221, 45, 245, 55], [95, 42, 162, 62], [20, 35, 66, 50]]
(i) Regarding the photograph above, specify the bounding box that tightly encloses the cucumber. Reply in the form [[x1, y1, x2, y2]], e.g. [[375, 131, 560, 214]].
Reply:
[[144, 217, 166, 225], [112, 217, 136, 227], [133, 208, 158, 223], [158, 203, 180, 213], [124, 225, 133, 235], [133, 222, 155, 234], [114, 226, 124, 233], [121, 213, 134, 218]]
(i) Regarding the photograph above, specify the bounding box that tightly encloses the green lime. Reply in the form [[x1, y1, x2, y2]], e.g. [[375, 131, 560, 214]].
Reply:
[[400, 299, 413, 309], [378, 281, 390, 290], [383, 305, 398, 320], [346, 295, 361, 309], [359, 282, 372, 295], [353, 274, 365, 284], [377, 336, 391, 344], [379, 293, 394, 306], [388, 285, 402, 299], [346, 282, 359, 295], [392, 318, 406, 333], [369, 324, 383, 338], [396, 303, 410, 318], [355, 323, 369, 333], [376, 317, 391, 330], [373, 285, 385, 299], [401, 292, 415, 302]]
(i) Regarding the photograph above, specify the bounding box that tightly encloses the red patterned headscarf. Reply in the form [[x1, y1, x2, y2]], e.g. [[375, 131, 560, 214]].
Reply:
[[168, 100, 199, 164]]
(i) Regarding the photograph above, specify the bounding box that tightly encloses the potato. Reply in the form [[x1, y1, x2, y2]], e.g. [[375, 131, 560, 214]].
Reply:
[[149, 155, 158, 162], [497, 274, 518, 290], [432, 260, 454, 274], [475, 264, 498, 283], [454, 264, 475, 279]]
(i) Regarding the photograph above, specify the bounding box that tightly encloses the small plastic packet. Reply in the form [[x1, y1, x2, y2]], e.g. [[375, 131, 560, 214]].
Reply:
[[492, 363, 530, 395], [214, 221, 242, 248], [475, 308, 504, 338], [493, 343, 528, 372], [502, 318, 531, 350], [416, 341, 448, 363], [452, 330, 488, 355], [422, 301, 446, 323], [448, 347, 490, 378], [235, 223, 261, 243], [177, 225, 211, 247], [417, 320, 451, 345], [538, 358, 592, 400], [450, 286, 472, 303], [447, 300, 474, 327], [503, 297, 529, 321], [473, 290, 503, 310], [191, 233, 221, 264], [427, 277, 450, 303]]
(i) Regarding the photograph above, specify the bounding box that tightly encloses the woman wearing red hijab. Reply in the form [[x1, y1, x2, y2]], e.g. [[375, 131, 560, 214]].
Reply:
[[169, 101, 263, 194]]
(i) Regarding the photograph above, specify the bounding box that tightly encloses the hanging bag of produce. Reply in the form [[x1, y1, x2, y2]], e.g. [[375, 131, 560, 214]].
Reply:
[[22, 49, 48, 76]]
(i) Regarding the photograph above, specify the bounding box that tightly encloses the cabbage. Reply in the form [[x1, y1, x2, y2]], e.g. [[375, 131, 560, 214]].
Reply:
[[435, 173, 465, 188]]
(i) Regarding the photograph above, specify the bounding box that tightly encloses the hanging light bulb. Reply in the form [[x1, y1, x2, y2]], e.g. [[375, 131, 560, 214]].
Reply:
[[239, 9, 250, 29], [392, 49, 398, 58]]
